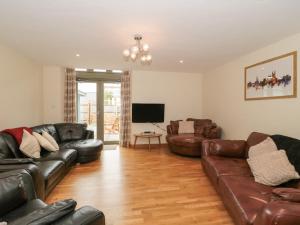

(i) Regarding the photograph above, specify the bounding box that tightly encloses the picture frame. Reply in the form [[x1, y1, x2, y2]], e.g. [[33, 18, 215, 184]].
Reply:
[[244, 51, 297, 100]]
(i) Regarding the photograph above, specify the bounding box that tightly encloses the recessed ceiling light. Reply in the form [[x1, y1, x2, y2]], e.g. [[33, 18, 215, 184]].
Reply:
[[75, 68, 87, 72], [76, 54, 80, 57], [179, 60, 184, 64], [93, 69, 107, 72], [112, 70, 123, 73]]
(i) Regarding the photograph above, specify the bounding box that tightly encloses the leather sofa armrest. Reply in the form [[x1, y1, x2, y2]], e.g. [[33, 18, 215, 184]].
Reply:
[[272, 188, 300, 202], [254, 201, 300, 225], [0, 158, 35, 165], [0, 163, 45, 200], [85, 130, 94, 139], [53, 206, 105, 225], [202, 139, 246, 158]]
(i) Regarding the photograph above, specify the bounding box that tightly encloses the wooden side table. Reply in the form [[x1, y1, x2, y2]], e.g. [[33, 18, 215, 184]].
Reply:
[[133, 133, 162, 151]]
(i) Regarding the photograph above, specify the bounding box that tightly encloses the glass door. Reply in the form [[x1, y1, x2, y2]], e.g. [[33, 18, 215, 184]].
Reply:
[[77, 81, 120, 144], [77, 82, 97, 138], [103, 82, 121, 143]]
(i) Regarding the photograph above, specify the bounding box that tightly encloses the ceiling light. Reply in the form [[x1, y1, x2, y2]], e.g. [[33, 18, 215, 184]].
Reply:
[[93, 69, 107, 72], [76, 54, 80, 57], [123, 34, 152, 65], [112, 70, 123, 73], [179, 60, 184, 64], [75, 68, 87, 72]]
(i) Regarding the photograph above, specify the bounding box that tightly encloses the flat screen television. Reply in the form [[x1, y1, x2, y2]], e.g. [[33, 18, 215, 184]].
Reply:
[[132, 103, 165, 123]]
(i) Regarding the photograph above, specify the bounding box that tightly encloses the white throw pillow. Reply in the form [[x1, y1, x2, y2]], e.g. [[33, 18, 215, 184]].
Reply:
[[42, 131, 59, 150], [178, 121, 194, 134], [248, 137, 278, 158], [33, 132, 58, 152], [20, 130, 41, 159], [247, 150, 300, 186]]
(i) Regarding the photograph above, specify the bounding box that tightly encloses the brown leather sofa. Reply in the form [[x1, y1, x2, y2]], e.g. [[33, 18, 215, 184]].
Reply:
[[202, 132, 300, 225], [166, 118, 221, 157]]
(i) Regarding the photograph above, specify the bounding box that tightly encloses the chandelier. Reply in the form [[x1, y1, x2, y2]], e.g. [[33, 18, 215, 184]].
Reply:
[[123, 34, 152, 65]]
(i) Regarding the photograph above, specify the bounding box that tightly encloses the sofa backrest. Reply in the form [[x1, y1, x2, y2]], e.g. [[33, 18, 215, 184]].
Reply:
[[54, 123, 87, 143], [170, 119, 214, 135], [32, 124, 60, 142], [0, 133, 23, 159]]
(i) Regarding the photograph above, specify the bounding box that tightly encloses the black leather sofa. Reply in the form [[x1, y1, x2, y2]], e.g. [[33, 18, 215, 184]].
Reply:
[[0, 169, 105, 225], [0, 123, 103, 200]]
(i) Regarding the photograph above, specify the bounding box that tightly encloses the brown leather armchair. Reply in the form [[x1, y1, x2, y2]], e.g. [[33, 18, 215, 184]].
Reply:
[[166, 118, 221, 157], [201, 132, 300, 225]]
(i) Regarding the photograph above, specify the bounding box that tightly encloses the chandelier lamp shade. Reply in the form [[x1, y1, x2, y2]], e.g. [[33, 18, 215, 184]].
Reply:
[[123, 34, 152, 65]]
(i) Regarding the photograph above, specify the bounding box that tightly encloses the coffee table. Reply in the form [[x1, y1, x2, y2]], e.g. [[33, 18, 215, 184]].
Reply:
[[133, 133, 162, 151]]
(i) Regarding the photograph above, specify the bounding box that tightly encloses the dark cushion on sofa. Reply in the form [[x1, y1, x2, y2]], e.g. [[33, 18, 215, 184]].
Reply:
[[271, 135, 300, 174], [0, 132, 23, 158], [55, 123, 87, 142]]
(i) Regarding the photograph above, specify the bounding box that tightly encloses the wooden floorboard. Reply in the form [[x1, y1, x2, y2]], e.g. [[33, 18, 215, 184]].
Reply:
[[46, 146, 234, 225]]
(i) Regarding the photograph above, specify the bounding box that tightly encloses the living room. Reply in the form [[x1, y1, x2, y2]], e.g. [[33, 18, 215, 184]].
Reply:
[[1, 1, 300, 225]]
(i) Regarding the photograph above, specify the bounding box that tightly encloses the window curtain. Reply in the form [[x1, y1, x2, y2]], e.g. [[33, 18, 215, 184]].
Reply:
[[64, 68, 77, 123], [120, 71, 131, 147]]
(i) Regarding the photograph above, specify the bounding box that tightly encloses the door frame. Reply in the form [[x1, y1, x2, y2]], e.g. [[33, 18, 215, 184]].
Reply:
[[77, 71, 121, 144]]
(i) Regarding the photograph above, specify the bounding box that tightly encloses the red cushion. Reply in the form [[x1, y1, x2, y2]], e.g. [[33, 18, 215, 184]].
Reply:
[[3, 127, 33, 145]]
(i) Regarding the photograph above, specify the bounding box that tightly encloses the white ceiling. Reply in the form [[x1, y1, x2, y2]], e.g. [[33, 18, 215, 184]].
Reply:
[[0, 0, 300, 73]]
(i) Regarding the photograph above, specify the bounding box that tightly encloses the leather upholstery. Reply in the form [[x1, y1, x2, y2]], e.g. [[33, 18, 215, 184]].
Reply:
[[0, 123, 102, 199], [201, 132, 300, 225], [59, 139, 103, 163], [166, 119, 221, 157], [55, 123, 87, 142], [0, 170, 105, 225]]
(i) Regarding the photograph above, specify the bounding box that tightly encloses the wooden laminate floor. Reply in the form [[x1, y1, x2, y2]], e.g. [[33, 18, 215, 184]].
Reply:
[[47, 146, 234, 225]]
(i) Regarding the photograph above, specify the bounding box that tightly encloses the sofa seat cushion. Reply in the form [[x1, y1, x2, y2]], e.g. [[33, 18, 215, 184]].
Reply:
[[36, 160, 65, 190], [38, 149, 77, 169], [219, 175, 273, 225], [3, 199, 47, 223], [59, 139, 103, 163], [202, 156, 252, 187], [168, 134, 203, 147]]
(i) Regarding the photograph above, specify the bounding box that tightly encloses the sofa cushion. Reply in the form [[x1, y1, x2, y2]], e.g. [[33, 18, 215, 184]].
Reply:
[[219, 175, 273, 225], [167, 134, 203, 147], [19, 130, 41, 159], [33, 132, 58, 152], [2, 127, 32, 145], [178, 121, 194, 134], [39, 149, 77, 169], [170, 120, 182, 135], [32, 124, 60, 143], [271, 135, 300, 174], [42, 131, 59, 150], [248, 137, 277, 158], [202, 156, 252, 187], [36, 160, 65, 190], [247, 150, 300, 186], [55, 123, 87, 142]]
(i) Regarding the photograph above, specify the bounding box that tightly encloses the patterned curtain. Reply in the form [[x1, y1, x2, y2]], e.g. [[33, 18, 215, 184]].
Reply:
[[64, 68, 77, 123], [120, 71, 131, 147]]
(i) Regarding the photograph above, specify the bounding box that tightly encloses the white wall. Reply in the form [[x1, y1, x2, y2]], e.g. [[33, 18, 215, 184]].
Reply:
[[0, 43, 43, 130], [42, 66, 64, 123], [203, 32, 300, 140], [132, 70, 203, 143]]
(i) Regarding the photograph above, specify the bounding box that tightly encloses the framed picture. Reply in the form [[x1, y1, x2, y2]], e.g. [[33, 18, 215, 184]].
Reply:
[[244, 51, 297, 100]]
